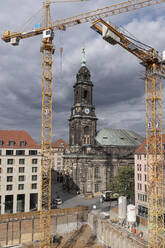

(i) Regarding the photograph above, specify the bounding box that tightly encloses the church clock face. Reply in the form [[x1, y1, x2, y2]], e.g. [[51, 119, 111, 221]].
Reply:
[[84, 108, 90, 114]]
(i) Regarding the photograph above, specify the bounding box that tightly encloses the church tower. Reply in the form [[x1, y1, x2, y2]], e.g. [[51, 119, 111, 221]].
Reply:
[[69, 48, 97, 146]]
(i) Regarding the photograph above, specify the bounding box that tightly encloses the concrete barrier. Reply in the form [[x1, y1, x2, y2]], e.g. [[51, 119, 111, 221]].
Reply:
[[88, 212, 147, 248]]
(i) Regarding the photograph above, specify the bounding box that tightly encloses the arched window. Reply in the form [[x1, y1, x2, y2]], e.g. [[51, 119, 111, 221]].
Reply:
[[84, 126, 89, 135], [83, 90, 88, 99]]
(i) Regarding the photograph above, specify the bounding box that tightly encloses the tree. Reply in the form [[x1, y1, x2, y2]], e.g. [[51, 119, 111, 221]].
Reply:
[[109, 166, 134, 202]]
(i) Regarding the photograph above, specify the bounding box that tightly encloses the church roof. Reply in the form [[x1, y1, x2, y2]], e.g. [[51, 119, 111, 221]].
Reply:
[[52, 138, 68, 148], [95, 128, 144, 147]]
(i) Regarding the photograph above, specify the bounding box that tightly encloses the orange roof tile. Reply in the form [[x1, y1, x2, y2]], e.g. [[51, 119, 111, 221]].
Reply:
[[0, 130, 39, 149], [135, 134, 165, 154], [52, 139, 68, 148]]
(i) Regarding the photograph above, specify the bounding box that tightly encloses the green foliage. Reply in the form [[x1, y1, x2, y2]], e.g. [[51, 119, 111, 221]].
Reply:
[[109, 166, 134, 200]]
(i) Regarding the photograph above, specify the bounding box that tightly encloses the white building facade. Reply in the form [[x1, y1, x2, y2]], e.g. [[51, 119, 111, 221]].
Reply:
[[0, 130, 41, 214], [52, 139, 68, 182], [135, 137, 165, 218]]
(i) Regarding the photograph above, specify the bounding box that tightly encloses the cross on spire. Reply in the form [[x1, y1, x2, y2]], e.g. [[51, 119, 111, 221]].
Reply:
[[81, 47, 86, 66]]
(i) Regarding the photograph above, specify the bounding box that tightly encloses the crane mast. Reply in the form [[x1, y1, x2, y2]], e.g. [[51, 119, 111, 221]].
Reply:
[[91, 18, 165, 248], [40, 1, 54, 247]]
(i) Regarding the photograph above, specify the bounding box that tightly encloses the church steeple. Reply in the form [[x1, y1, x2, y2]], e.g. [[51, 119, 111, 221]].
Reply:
[[69, 49, 97, 147]]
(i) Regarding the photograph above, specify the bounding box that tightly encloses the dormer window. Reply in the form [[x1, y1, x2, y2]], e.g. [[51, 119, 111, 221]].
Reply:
[[0, 140, 3, 146], [8, 140, 15, 146], [20, 141, 26, 147]]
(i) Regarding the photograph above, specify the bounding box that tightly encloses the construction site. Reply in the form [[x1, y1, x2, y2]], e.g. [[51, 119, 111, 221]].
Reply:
[[1, 0, 165, 247]]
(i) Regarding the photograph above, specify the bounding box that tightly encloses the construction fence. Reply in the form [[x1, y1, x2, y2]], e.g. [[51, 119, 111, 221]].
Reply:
[[0, 206, 89, 247]]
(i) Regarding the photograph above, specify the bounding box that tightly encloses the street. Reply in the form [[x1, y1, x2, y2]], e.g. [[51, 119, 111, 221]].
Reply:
[[51, 182, 117, 211]]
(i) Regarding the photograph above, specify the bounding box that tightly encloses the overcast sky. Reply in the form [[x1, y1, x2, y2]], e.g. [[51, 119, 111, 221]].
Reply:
[[1, 0, 165, 144]]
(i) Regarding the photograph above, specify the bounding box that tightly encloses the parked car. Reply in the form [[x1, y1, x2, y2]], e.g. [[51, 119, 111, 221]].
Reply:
[[102, 191, 119, 201], [55, 198, 62, 205]]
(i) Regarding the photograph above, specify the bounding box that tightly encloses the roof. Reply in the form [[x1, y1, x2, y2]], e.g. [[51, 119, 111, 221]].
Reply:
[[135, 134, 165, 153], [0, 130, 39, 149], [52, 139, 68, 148], [95, 128, 144, 147]]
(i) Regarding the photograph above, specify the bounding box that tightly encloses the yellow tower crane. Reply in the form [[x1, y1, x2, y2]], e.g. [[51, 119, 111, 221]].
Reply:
[[91, 18, 165, 248], [2, 0, 165, 247]]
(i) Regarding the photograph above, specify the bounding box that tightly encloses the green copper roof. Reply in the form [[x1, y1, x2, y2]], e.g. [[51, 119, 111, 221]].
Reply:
[[95, 128, 144, 147]]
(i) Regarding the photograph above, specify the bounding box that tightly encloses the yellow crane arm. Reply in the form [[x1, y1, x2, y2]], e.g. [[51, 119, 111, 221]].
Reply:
[[52, 0, 165, 30], [2, 0, 165, 44], [91, 18, 156, 64], [91, 18, 165, 75]]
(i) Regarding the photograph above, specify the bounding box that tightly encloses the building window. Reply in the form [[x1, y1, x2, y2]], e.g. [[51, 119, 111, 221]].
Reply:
[[29, 150, 37, 156], [7, 176, 13, 182], [0, 159, 1, 165], [144, 195, 147, 202], [32, 159, 37, 164], [95, 184, 99, 193], [144, 154, 146, 160], [20, 141, 26, 147], [138, 173, 142, 181], [84, 126, 90, 135], [57, 162, 61, 166], [8, 140, 15, 146], [32, 167, 37, 173], [138, 183, 142, 190], [6, 150, 14, 156], [0, 150, 2, 155], [144, 164, 147, 172], [83, 90, 88, 99], [19, 167, 25, 173], [31, 183, 37, 189], [16, 150, 25, 156], [32, 175, 37, 181], [144, 174, 147, 182], [94, 167, 99, 178], [0, 140, 3, 146], [19, 159, 25, 165], [0, 168, 1, 173], [145, 184, 147, 192], [18, 184, 24, 190], [19, 176, 24, 182], [7, 159, 13, 165], [7, 167, 13, 173], [139, 164, 141, 171], [137, 154, 141, 160], [6, 185, 12, 191]]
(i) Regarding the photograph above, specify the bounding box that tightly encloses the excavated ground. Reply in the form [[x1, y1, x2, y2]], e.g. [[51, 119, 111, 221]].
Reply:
[[23, 224, 105, 248]]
